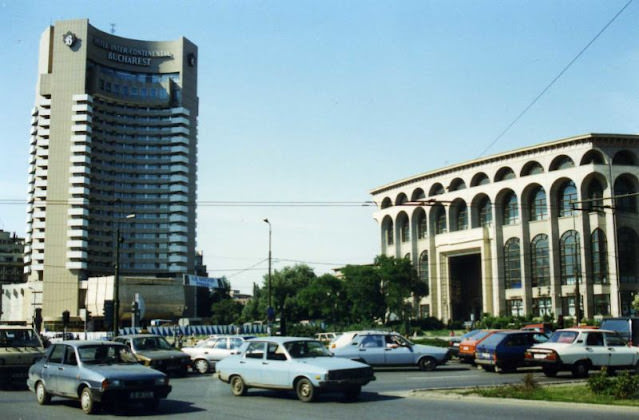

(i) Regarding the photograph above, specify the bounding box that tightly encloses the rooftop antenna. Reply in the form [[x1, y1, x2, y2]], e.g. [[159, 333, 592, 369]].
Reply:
[[110, 23, 116, 34]]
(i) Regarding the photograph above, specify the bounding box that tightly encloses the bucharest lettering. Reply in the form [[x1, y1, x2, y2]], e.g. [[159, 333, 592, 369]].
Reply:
[[107, 51, 152, 66]]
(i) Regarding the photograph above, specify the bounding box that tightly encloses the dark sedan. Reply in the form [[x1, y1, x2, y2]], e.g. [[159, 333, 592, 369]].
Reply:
[[27, 340, 171, 414]]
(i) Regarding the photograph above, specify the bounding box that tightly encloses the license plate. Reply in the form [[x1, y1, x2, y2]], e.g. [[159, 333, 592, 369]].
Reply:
[[479, 352, 490, 359], [533, 354, 546, 360], [130, 391, 154, 399]]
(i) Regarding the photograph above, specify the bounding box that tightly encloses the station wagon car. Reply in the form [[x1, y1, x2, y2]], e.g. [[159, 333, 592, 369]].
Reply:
[[525, 328, 639, 377], [114, 334, 191, 376], [181, 335, 254, 374], [27, 341, 171, 414], [216, 337, 375, 402], [331, 331, 450, 371]]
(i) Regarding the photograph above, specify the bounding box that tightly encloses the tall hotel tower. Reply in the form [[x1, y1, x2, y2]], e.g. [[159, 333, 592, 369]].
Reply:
[[25, 19, 198, 321]]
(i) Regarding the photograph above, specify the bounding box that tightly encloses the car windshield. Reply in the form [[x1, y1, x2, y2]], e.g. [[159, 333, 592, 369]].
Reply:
[[547, 331, 578, 344], [284, 340, 331, 358], [78, 344, 138, 364], [132, 336, 173, 350], [0, 329, 42, 347]]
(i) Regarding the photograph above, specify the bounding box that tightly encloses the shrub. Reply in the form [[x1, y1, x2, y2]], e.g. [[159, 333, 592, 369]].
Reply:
[[611, 371, 639, 399], [587, 368, 612, 395]]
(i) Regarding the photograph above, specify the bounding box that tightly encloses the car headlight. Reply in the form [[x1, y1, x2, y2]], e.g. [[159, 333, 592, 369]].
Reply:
[[155, 377, 169, 386], [101, 379, 123, 390]]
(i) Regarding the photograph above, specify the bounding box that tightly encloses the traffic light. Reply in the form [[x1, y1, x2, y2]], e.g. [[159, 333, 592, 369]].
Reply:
[[62, 310, 70, 328], [103, 300, 114, 329]]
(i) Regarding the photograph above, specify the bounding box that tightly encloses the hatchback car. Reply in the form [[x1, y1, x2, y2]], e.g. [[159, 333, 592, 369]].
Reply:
[[525, 328, 639, 377], [27, 340, 171, 414], [216, 336, 375, 402], [331, 331, 450, 371], [474, 330, 548, 372], [181, 335, 254, 374], [114, 334, 191, 376]]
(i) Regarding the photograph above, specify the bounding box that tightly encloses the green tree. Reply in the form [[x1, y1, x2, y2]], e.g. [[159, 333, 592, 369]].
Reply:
[[632, 294, 639, 314], [341, 264, 385, 324], [376, 255, 428, 324], [296, 273, 346, 324], [210, 298, 244, 325]]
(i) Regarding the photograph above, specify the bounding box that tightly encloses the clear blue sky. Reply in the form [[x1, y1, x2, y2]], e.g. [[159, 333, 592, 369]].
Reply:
[[1, 1, 638, 294]]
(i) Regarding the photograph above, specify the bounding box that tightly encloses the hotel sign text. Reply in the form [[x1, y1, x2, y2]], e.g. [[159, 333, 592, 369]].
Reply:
[[93, 37, 173, 67]]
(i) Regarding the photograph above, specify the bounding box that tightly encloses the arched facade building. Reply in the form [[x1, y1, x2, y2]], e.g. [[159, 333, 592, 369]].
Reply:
[[370, 134, 639, 323]]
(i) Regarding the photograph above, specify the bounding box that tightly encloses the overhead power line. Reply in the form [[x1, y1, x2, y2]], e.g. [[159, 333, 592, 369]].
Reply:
[[478, 0, 634, 157]]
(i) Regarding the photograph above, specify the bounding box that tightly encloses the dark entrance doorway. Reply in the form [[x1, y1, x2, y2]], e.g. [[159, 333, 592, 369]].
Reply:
[[449, 254, 482, 322]]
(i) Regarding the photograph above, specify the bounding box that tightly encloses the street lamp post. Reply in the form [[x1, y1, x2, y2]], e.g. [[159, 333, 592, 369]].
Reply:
[[113, 213, 135, 337], [263, 218, 273, 334]]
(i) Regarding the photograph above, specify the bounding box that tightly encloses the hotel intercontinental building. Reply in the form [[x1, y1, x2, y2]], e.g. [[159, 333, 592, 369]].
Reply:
[[17, 19, 198, 322], [371, 134, 639, 323]]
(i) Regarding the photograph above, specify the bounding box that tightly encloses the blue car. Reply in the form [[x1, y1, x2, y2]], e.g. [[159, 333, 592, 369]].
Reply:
[[216, 336, 375, 402], [27, 340, 171, 414], [474, 331, 548, 372]]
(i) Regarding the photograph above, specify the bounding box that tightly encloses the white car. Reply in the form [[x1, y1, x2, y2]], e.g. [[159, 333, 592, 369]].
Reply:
[[328, 330, 388, 350], [216, 337, 375, 402], [181, 335, 254, 374], [525, 328, 639, 377]]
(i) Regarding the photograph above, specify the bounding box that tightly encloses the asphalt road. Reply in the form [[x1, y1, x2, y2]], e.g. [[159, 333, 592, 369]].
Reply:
[[3, 362, 638, 420]]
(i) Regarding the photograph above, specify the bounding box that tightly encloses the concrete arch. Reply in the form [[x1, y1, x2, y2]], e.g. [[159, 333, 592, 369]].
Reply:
[[580, 149, 606, 165], [449, 198, 468, 232], [411, 187, 426, 202], [470, 192, 492, 228], [429, 183, 445, 197], [381, 197, 392, 209], [494, 166, 516, 182], [448, 177, 466, 192], [470, 172, 490, 187], [520, 161, 544, 177], [612, 150, 638, 166], [549, 155, 575, 171]]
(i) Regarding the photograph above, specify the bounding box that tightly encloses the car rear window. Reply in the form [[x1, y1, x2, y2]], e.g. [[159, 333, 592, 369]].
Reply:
[[469, 330, 491, 342], [477, 332, 507, 348]]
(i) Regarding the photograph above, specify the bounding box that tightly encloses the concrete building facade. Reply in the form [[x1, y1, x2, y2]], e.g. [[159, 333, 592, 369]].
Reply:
[[18, 19, 198, 322], [370, 134, 639, 323]]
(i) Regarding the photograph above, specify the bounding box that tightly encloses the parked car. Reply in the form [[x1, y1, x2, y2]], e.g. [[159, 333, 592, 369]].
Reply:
[[27, 340, 171, 414], [0, 325, 45, 387], [181, 335, 254, 374], [331, 331, 450, 371], [475, 330, 549, 372], [600, 317, 639, 347], [216, 336, 375, 402], [315, 332, 339, 344], [457, 329, 503, 363], [525, 328, 639, 377], [113, 334, 191, 376], [449, 329, 482, 357], [328, 330, 387, 350], [521, 322, 554, 335]]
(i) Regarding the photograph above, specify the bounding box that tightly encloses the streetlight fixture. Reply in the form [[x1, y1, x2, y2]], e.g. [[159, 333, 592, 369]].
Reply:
[[113, 213, 135, 337], [263, 218, 273, 333]]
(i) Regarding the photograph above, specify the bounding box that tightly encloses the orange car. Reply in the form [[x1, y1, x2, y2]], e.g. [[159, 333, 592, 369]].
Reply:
[[457, 329, 504, 363]]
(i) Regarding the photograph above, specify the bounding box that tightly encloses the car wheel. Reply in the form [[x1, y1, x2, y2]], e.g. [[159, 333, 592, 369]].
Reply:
[[230, 375, 247, 396], [80, 387, 95, 414], [571, 361, 589, 378], [542, 366, 558, 377], [418, 356, 437, 371], [35, 382, 51, 405], [295, 378, 316, 402], [194, 359, 210, 374], [343, 385, 361, 401]]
